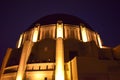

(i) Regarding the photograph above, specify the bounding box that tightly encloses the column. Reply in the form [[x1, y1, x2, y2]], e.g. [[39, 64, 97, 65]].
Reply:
[[0, 48, 12, 80], [16, 41, 33, 80], [55, 20, 65, 80]]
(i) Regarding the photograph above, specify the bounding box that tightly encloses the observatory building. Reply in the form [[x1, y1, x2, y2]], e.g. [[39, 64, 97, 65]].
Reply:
[[0, 14, 120, 80]]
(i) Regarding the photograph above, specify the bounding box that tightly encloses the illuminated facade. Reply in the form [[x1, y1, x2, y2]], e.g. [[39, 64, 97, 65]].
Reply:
[[0, 14, 120, 80]]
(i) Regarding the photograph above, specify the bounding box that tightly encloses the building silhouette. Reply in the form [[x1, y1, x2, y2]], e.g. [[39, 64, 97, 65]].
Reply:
[[0, 14, 120, 80]]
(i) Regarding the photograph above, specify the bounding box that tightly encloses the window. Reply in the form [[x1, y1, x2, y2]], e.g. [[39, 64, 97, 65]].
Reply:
[[44, 77, 47, 80]]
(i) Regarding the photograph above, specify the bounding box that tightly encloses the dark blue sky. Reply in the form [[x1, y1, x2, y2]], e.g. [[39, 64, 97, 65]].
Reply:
[[0, 0, 120, 66]]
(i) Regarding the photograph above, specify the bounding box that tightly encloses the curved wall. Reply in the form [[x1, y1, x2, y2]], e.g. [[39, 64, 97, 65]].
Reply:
[[17, 23, 102, 49]]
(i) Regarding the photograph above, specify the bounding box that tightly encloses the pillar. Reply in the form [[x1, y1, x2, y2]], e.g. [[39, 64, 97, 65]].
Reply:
[[0, 48, 12, 80], [55, 20, 65, 80], [16, 41, 33, 80], [55, 38, 65, 80]]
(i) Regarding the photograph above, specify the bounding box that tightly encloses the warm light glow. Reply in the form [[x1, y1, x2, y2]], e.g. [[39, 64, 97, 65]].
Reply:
[[16, 76, 22, 80], [55, 54, 64, 80], [17, 34, 23, 48], [57, 21, 63, 38], [102, 46, 110, 48], [56, 72, 64, 80], [55, 38, 64, 80], [52, 26, 56, 38], [39, 25, 56, 40], [76, 28, 80, 40], [81, 27, 88, 42], [97, 34, 102, 48], [32, 28, 38, 42], [64, 26, 67, 39], [33, 73, 41, 79], [39, 27, 43, 40]]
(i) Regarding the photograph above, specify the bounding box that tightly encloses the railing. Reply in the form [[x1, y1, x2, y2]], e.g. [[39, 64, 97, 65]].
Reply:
[[4, 65, 18, 73], [4, 63, 55, 74], [26, 63, 55, 71]]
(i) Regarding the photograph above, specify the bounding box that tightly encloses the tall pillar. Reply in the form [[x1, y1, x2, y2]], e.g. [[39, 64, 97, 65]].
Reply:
[[55, 20, 65, 80], [16, 41, 33, 80], [0, 48, 12, 80]]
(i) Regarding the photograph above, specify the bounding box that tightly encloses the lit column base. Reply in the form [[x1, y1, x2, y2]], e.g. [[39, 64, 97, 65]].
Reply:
[[55, 38, 65, 80]]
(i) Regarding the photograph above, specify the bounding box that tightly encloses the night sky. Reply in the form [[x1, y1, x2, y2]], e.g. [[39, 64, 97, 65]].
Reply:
[[0, 0, 120, 66]]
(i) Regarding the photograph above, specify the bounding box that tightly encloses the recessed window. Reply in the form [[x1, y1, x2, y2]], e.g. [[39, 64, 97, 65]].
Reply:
[[44, 77, 47, 80]]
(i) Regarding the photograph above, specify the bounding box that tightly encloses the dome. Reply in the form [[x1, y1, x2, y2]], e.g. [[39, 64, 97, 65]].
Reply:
[[29, 13, 93, 30], [1, 13, 109, 80]]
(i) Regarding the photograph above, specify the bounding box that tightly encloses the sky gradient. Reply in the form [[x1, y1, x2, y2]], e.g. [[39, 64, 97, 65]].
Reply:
[[0, 0, 120, 66]]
